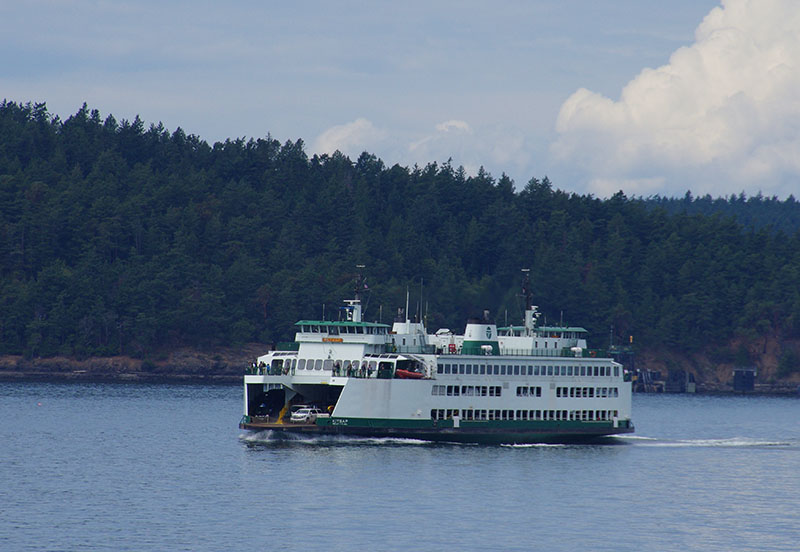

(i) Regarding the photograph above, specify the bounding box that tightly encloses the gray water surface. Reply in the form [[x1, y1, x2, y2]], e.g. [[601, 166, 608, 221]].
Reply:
[[2, 383, 798, 551]]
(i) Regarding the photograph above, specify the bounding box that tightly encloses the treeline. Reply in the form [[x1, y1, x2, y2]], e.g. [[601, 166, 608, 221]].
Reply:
[[2, 100, 800, 361], [647, 191, 800, 234]]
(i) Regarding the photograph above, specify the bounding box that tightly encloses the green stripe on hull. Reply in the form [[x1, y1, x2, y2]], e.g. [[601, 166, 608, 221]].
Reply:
[[239, 417, 635, 444]]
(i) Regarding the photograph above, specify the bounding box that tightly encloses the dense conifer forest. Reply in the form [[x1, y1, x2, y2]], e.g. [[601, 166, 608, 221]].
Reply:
[[2, 101, 800, 378]]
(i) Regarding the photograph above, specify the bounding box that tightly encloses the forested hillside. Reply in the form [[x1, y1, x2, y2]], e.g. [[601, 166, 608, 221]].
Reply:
[[2, 101, 800, 379], [645, 192, 800, 234]]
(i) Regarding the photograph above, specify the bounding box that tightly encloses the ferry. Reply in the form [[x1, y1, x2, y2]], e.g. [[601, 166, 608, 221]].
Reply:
[[239, 271, 634, 444]]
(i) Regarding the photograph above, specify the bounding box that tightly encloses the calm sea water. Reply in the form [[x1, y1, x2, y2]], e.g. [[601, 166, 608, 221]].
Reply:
[[1, 382, 798, 552]]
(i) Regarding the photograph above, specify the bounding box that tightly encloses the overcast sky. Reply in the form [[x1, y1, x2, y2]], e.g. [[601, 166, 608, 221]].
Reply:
[[3, 0, 798, 198]]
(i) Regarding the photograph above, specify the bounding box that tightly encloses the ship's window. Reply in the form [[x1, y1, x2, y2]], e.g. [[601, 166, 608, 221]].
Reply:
[[323, 359, 333, 371], [492, 365, 499, 375], [356, 326, 364, 334], [614, 366, 619, 377], [579, 366, 585, 376], [444, 364, 451, 374], [446, 385, 453, 396], [297, 359, 306, 370], [535, 341, 538, 348], [402, 338, 406, 346], [569, 387, 575, 398], [466, 364, 472, 375], [499, 365, 505, 375], [459, 364, 465, 374], [480, 364, 486, 375], [514, 365, 520, 375], [545, 366, 551, 376], [312, 359, 321, 370], [437, 364, 443, 374], [453, 386, 460, 396]]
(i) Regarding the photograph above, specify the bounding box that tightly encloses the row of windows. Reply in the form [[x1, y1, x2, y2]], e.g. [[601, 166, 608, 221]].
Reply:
[[437, 363, 618, 377], [515, 386, 543, 397], [430, 409, 621, 421], [300, 325, 388, 335], [554, 387, 620, 398], [431, 385, 503, 397], [294, 359, 376, 372]]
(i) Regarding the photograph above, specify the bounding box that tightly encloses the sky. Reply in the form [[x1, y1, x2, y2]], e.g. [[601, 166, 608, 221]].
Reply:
[[2, 0, 798, 198]]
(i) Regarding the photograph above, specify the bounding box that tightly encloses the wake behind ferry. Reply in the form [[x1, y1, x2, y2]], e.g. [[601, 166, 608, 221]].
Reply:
[[239, 271, 634, 444]]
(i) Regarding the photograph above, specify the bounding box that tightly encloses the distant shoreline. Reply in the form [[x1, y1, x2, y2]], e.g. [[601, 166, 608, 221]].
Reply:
[[1, 363, 797, 395], [0, 344, 265, 386], [0, 371, 240, 385]]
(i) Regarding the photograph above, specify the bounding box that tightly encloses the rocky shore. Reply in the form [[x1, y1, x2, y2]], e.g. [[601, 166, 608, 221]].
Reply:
[[0, 344, 267, 384], [1, 343, 798, 395]]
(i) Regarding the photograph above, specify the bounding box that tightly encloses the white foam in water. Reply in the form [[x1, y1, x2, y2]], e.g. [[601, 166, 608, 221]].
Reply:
[[501, 443, 567, 448], [634, 436, 792, 448], [239, 431, 434, 446]]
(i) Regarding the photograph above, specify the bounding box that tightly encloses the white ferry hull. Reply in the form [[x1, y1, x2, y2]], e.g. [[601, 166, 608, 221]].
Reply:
[[240, 272, 634, 444]]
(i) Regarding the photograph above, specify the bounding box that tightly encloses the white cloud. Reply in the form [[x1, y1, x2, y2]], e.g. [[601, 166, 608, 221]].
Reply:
[[552, 0, 800, 198], [406, 120, 531, 179], [435, 120, 472, 133], [312, 118, 386, 158]]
